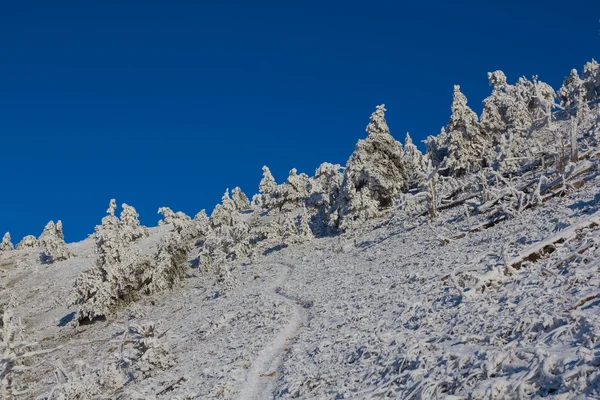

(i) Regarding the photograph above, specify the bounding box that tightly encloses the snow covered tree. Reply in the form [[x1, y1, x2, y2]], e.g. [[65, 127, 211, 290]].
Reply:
[[39, 221, 72, 263], [142, 231, 188, 295], [443, 85, 490, 175], [15, 235, 37, 250], [583, 59, 600, 102], [210, 189, 237, 228], [307, 162, 343, 209], [332, 105, 408, 230], [231, 187, 250, 211], [257, 165, 277, 209], [529, 75, 557, 129], [158, 207, 197, 242], [281, 207, 313, 247], [107, 199, 117, 216], [276, 168, 310, 211], [559, 69, 590, 123], [73, 201, 190, 322], [0, 233, 13, 251], [193, 209, 212, 237], [402, 132, 427, 187], [120, 203, 148, 242], [424, 127, 449, 168]]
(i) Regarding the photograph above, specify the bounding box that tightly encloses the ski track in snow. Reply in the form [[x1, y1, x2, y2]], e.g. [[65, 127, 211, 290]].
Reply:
[[238, 261, 306, 400]]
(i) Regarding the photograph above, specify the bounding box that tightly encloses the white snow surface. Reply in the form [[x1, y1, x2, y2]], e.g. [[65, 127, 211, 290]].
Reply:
[[2, 174, 600, 398]]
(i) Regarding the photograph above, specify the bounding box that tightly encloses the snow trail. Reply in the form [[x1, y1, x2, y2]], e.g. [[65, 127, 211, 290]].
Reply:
[[238, 261, 306, 400]]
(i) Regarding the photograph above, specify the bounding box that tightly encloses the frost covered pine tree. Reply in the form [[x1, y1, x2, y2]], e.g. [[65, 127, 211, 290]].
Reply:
[[277, 168, 310, 211], [559, 69, 590, 164], [231, 187, 250, 211], [559, 69, 590, 123], [210, 189, 238, 228], [402, 132, 427, 187], [332, 104, 408, 231], [120, 203, 149, 242], [307, 162, 343, 209], [281, 206, 313, 247], [74, 200, 189, 322], [443, 85, 490, 176], [0, 233, 13, 251], [38, 221, 72, 263], [583, 59, 600, 102], [257, 165, 277, 209]]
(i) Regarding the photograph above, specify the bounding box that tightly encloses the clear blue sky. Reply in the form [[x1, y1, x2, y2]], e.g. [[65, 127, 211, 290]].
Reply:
[[1, 0, 598, 242]]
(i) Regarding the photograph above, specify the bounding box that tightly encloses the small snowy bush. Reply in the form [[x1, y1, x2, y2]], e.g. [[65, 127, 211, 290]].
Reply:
[[15, 235, 36, 250], [39, 221, 72, 263]]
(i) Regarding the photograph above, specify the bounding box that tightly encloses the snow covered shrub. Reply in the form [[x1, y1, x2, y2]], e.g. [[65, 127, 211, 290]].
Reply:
[[158, 207, 197, 242], [332, 105, 409, 231], [231, 187, 250, 211], [128, 322, 175, 379], [120, 203, 148, 242], [1, 298, 54, 397], [281, 207, 313, 247], [443, 85, 490, 175], [0, 233, 13, 251], [39, 221, 72, 263], [15, 235, 36, 250]]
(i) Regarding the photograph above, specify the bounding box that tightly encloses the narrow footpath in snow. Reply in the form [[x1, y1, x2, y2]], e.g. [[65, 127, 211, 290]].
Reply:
[[238, 262, 307, 400]]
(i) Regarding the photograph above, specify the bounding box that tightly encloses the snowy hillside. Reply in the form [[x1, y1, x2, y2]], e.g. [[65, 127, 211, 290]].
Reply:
[[2, 60, 600, 399]]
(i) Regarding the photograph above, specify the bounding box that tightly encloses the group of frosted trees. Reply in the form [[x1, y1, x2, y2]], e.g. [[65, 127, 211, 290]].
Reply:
[[7, 59, 600, 323], [0, 222, 71, 263]]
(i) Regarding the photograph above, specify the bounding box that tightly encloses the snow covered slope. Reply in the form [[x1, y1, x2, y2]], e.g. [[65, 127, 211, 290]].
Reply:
[[2, 60, 600, 399]]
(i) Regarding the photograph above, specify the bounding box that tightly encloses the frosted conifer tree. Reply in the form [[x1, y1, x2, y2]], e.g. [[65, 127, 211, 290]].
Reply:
[[559, 69, 589, 122], [332, 105, 408, 230], [529, 75, 557, 129], [210, 189, 237, 228], [74, 201, 190, 322], [0, 233, 13, 251], [39, 221, 72, 263], [424, 127, 449, 168], [277, 168, 310, 211], [402, 132, 427, 187], [443, 85, 489, 175], [142, 231, 188, 295], [583, 59, 600, 102], [16, 235, 37, 250], [307, 162, 343, 209], [157, 207, 176, 225], [231, 187, 250, 211], [107, 199, 117, 216], [194, 209, 212, 237], [257, 165, 277, 209], [281, 207, 313, 247], [158, 207, 197, 241], [120, 203, 149, 242]]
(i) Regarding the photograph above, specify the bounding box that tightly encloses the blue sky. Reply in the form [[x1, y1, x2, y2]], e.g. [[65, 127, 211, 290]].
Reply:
[[1, 0, 598, 242]]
